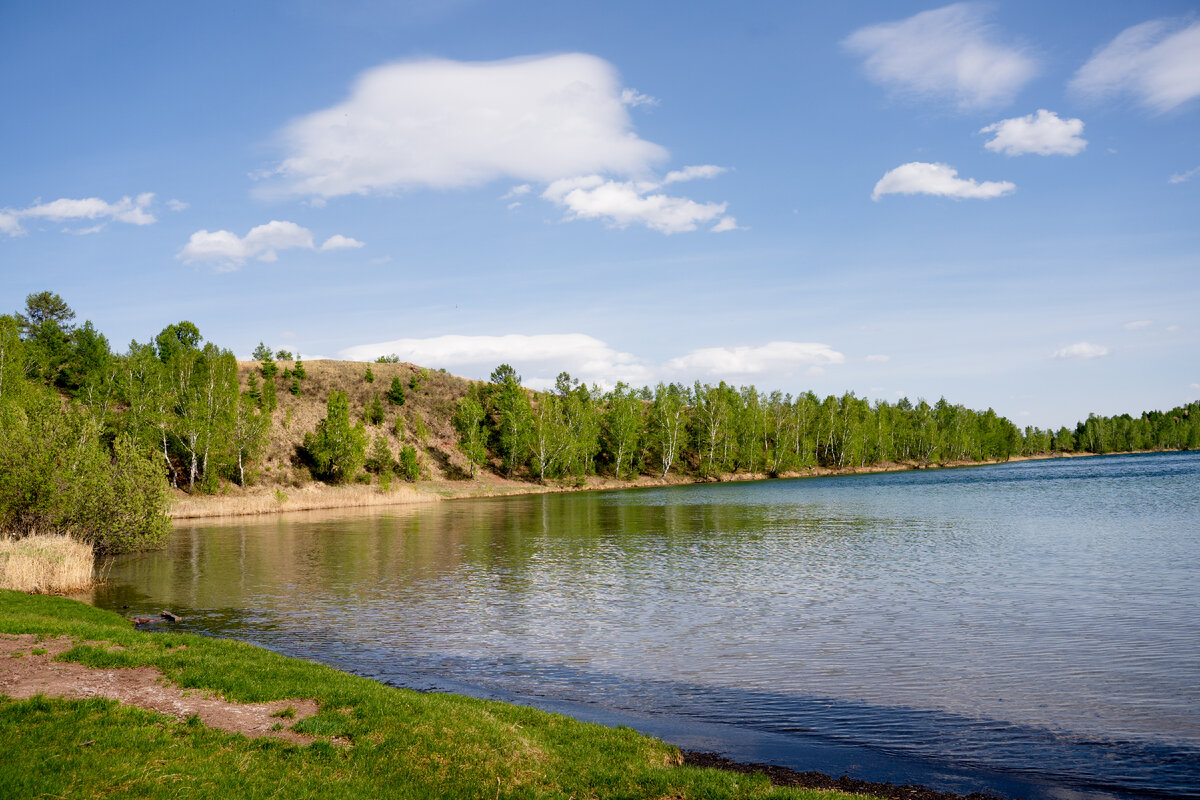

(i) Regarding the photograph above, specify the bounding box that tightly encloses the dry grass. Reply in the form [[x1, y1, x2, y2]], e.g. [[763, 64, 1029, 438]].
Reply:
[[0, 534, 95, 594], [245, 359, 478, 486], [170, 482, 443, 519]]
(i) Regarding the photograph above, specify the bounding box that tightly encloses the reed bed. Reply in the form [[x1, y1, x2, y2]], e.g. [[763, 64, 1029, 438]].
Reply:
[[0, 534, 95, 594], [169, 483, 443, 520]]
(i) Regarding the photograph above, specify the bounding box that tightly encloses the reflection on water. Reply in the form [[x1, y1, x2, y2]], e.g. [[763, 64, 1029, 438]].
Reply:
[[95, 452, 1200, 799]]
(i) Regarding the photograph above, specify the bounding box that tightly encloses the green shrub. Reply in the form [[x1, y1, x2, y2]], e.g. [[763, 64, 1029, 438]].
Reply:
[[365, 394, 384, 426], [397, 445, 420, 481], [364, 366, 375, 383], [303, 391, 366, 484], [292, 360, 306, 380], [386, 377, 405, 405], [289, 379, 300, 397]]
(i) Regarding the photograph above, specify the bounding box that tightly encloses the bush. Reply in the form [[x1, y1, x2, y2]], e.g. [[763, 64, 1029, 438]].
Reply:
[[365, 394, 384, 425], [304, 391, 366, 484], [386, 377, 406, 405], [0, 393, 169, 553], [397, 445, 420, 481], [364, 366, 375, 383]]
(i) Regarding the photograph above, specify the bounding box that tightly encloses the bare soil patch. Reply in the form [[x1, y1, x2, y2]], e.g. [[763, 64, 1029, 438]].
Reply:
[[0, 634, 319, 744]]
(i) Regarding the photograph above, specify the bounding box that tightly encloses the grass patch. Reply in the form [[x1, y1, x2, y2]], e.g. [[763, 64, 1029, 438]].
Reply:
[[0, 534, 94, 594], [0, 590, 871, 800]]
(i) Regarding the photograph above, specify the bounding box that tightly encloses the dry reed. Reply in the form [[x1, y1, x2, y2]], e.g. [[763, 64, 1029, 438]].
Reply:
[[170, 483, 443, 520], [0, 534, 95, 594]]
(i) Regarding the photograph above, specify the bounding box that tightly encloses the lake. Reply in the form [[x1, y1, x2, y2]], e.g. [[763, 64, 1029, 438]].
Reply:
[[93, 452, 1200, 799]]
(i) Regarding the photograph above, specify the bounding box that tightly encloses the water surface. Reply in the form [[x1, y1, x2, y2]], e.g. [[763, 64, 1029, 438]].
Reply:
[[95, 452, 1200, 799]]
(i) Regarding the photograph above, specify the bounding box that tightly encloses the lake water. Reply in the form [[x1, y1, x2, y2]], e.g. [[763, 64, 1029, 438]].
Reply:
[[93, 452, 1200, 799]]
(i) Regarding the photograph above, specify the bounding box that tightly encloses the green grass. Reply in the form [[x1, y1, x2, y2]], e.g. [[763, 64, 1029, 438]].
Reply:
[[0, 590, 870, 800]]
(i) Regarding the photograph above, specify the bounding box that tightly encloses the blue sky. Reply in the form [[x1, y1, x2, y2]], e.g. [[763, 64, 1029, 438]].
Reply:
[[2, 0, 1197, 428]]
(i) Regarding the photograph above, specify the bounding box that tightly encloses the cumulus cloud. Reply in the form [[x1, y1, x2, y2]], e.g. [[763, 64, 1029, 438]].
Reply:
[[872, 162, 1015, 200], [1052, 342, 1109, 360], [0, 193, 156, 236], [1123, 320, 1153, 330], [542, 174, 736, 234], [1169, 165, 1200, 184], [319, 234, 365, 251], [843, 3, 1036, 108], [178, 221, 360, 270], [664, 342, 844, 377], [1071, 18, 1200, 112], [981, 109, 1087, 156], [266, 54, 668, 198], [338, 335, 846, 389], [339, 334, 651, 389]]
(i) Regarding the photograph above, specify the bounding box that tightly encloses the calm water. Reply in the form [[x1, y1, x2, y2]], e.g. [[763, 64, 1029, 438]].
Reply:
[[94, 452, 1200, 799]]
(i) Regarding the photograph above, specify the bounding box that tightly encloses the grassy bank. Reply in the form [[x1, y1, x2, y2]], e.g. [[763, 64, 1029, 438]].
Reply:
[[0, 535, 94, 593], [0, 590, 868, 800]]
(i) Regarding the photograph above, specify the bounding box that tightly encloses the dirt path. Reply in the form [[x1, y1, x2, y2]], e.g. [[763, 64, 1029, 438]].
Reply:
[[0, 634, 319, 744]]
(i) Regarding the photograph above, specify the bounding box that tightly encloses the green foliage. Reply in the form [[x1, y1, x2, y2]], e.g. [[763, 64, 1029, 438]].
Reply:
[[289, 379, 300, 397], [260, 376, 277, 412], [486, 364, 531, 477], [292, 359, 306, 380], [0, 388, 169, 553], [412, 412, 429, 443], [386, 376, 405, 405], [397, 444, 420, 481], [251, 342, 272, 361], [16, 291, 75, 336], [245, 372, 261, 400], [304, 391, 366, 484], [364, 394, 384, 425], [374, 353, 400, 363], [453, 387, 488, 477], [274, 350, 293, 361], [364, 433, 392, 474], [363, 365, 374, 383]]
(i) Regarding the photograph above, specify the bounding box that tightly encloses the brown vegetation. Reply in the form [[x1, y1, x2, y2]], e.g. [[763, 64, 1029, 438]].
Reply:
[[0, 534, 94, 594]]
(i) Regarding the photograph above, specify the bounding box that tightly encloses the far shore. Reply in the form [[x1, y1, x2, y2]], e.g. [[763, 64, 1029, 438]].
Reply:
[[168, 448, 1131, 522]]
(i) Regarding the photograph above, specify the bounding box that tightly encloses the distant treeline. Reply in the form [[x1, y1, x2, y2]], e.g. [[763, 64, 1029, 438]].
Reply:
[[456, 366, 1199, 483], [1, 291, 1196, 550]]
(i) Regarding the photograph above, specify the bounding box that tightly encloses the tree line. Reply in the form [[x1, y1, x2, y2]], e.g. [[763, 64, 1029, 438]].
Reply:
[[2, 290, 1196, 549], [455, 365, 1200, 483]]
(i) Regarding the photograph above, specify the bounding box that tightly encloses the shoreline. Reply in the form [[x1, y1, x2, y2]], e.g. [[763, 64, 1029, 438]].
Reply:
[[168, 448, 1142, 521]]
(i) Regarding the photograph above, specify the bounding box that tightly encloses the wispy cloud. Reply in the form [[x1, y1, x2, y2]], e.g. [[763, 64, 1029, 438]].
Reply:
[[1071, 18, 1200, 113], [0, 193, 157, 237], [981, 109, 1087, 156], [1052, 342, 1109, 360], [178, 221, 362, 270], [843, 3, 1036, 109], [1169, 165, 1200, 184], [872, 162, 1015, 201]]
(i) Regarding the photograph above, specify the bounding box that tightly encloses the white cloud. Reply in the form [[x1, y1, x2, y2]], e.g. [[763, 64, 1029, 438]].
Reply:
[[865, 354, 890, 362], [663, 165, 726, 184], [843, 3, 1036, 108], [338, 335, 847, 389], [1123, 320, 1153, 330], [1071, 18, 1200, 113], [319, 234, 365, 251], [620, 88, 659, 108], [872, 162, 1015, 200], [542, 175, 736, 234], [1052, 342, 1109, 360], [664, 342, 844, 377], [501, 184, 532, 199], [177, 220, 360, 270], [1169, 165, 1200, 184], [339, 333, 651, 389], [981, 109, 1086, 156], [167, 199, 189, 211], [266, 54, 668, 198], [0, 193, 156, 236]]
